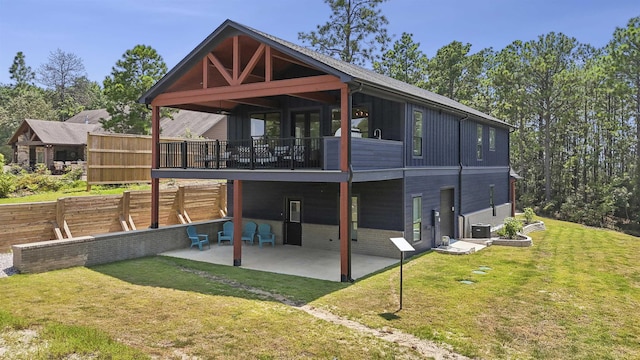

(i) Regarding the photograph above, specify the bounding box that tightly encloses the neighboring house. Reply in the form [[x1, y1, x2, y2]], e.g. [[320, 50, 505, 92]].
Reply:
[[7, 109, 226, 170], [8, 119, 98, 169], [139, 20, 513, 281]]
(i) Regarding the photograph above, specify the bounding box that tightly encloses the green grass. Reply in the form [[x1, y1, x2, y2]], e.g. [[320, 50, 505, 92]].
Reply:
[[0, 183, 150, 204], [0, 258, 416, 359], [312, 218, 640, 359], [0, 217, 638, 359]]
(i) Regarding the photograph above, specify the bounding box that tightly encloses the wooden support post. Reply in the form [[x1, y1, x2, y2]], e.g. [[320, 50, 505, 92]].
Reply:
[[176, 185, 187, 224], [233, 180, 242, 266], [339, 85, 352, 282], [218, 182, 228, 218], [55, 198, 73, 239], [151, 106, 160, 228], [120, 191, 131, 231]]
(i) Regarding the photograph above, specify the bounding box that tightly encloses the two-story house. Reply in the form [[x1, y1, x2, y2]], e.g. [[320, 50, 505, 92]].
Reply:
[[140, 20, 513, 282]]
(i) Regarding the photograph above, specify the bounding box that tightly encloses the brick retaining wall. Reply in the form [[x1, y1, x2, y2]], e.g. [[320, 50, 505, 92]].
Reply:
[[13, 220, 225, 273]]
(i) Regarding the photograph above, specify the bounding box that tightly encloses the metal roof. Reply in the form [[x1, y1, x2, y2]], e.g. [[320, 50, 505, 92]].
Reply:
[[140, 19, 510, 128]]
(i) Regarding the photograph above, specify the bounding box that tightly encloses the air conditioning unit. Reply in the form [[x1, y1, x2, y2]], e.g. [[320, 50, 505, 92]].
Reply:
[[441, 235, 450, 247]]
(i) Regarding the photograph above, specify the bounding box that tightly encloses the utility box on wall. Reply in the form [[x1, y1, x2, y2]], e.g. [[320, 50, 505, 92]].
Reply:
[[471, 224, 491, 238]]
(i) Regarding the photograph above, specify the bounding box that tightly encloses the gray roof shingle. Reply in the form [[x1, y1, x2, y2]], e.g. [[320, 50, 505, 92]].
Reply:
[[140, 19, 509, 127]]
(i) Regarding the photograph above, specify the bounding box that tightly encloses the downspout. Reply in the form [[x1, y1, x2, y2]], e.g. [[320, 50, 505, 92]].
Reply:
[[458, 115, 469, 239]]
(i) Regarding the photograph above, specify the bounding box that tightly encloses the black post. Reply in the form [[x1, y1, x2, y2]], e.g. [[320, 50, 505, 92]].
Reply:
[[400, 251, 404, 310], [181, 141, 188, 169], [215, 140, 220, 169]]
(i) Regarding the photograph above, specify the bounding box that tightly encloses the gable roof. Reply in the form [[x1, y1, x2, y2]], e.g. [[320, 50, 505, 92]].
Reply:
[[140, 19, 509, 127], [7, 109, 226, 146], [8, 119, 98, 145], [65, 109, 110, 125], [159, 110, 225, 138]]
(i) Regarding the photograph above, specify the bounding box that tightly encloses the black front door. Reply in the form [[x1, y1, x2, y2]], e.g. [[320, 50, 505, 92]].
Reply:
[[440, 188, 455, 239], [284, 199, 302, 246]]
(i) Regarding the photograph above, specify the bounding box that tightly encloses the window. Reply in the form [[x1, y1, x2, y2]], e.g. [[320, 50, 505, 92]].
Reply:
[[489, 127, 496, 151], [331, 106, 369, 137], [351, 195, 359, 241], [412, 196, 422, 242], [36, 148, 44, 164], [413, 110, 423, 157], [250, 112, 281, 138], [476, 124, 483, 160]]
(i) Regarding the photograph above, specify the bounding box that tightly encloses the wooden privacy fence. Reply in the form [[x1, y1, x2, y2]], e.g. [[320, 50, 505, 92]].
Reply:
[[87, 132, 192, 187], [0, 183, 227, 252]]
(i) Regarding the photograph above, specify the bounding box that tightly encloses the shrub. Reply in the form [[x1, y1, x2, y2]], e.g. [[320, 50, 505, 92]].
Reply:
[[8, 164, 26, 175], [523, 207, 535, 224], [62, 167, 84, 182], [498, 217, 523, 239], [0, 172, 15, 198], [15, 172, 63, 193]]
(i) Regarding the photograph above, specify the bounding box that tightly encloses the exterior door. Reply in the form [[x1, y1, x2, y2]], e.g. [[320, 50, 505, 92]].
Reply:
[[440, 188, 455, 239], [284, 199, 302, 246], [291, 111, 321, 166]]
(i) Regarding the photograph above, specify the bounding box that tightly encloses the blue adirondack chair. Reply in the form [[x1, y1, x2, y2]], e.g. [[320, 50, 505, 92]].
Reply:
[[187, 225, 210, 250], [217, 221, 234, 245], [257, 223, 275, 248], [241, 221, 257, 245]]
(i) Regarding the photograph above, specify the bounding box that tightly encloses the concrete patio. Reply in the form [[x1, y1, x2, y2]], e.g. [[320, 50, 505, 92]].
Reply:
[[161, 244, 399, 282]]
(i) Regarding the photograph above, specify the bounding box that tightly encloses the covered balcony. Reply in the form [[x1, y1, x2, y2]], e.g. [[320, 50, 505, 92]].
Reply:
[[159, 136, 403, 171]]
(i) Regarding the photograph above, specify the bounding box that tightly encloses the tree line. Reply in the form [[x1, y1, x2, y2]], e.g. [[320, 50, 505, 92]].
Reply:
[[298, 0, 639, 235], [0, 0, 638, 234], [0, 45, 169, 161]]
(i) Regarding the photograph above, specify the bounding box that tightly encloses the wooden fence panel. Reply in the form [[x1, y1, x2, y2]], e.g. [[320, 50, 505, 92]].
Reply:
[[86, 133, 186, 186], [0, 202, 57, 250], [0, 184, 226, 251], [63, 196, 123, 237]]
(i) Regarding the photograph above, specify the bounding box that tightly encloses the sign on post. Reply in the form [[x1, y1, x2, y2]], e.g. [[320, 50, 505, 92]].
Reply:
[[389, 237, 415, 311]]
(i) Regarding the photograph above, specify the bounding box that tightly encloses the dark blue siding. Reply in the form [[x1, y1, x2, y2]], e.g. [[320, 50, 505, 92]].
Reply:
[[461, 121, 509, 167], [461, 168, 510, 213], [406, 105, 459, 167], [228, 180, 403, 230], [404, 172, 459, 252], [324, 138, 403, 170]]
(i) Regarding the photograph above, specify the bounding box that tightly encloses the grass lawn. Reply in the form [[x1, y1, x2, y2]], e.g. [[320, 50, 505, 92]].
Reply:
[[312, 218, 640, 359], [0, 257, 418, 359], [0, 217, 638, 359], [0, 182, 151, 204]]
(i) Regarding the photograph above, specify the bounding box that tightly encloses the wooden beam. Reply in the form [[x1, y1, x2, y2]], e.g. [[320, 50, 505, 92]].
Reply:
[[233, 180, 242, 266], [233, 36, 240, 85], [207, 53, 234, 86], [265, 46, 272, 82], [128, 215, 137, 231], [339, 84, 351, 282], [238, 44, 265, 85], [120, 215, 130, 231], [62, 220, 72, 239], [229, 97, 279, 108], [340, 85, 349, 172], [121, 191, 131, 231], [152, 75, 343, 107], [288, 91, 337, 104], [151, 106, 160, 229], [202, 58, 208, 89]]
